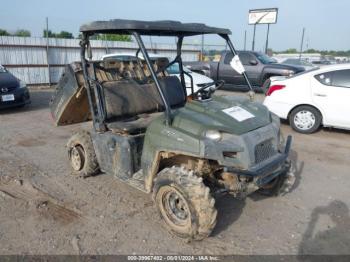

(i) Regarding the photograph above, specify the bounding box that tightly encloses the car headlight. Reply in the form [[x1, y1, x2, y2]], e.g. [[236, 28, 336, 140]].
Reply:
[[19, 80, 27, 88], [204, 130, 222, 141]]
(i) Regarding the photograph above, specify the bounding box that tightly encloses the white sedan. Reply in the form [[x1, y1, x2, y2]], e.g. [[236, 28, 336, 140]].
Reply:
[[263, 64, 350, 134]]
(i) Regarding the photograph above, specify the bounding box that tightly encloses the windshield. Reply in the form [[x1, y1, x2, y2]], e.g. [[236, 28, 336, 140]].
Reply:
[[167, 63, 191, 74], [0, 65, 6, 73], [256, 53, 277, 64]]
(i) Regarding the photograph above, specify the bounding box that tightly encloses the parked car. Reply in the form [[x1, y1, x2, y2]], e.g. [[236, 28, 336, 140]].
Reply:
[[280, 58, 316, 71], [312, 60, 333, 67], [263, 64, 350, 133], [101, 53, 215, 95], [186, 51, 304, 92], [0, 65, 30, 109]]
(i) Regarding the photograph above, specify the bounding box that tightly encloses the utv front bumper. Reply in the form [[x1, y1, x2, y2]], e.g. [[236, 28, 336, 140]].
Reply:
[[226, 135, 292, 187]]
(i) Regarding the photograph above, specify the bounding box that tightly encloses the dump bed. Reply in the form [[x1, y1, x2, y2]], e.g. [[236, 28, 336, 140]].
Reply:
[[50, 62, 91, 126]]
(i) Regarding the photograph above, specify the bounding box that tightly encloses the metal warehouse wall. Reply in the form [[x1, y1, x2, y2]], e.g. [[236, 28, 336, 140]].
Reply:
[[0, 36, 201, 85]]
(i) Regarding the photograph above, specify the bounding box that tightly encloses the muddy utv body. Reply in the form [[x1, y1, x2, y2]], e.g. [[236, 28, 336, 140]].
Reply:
[[50, 19, 293, 240]]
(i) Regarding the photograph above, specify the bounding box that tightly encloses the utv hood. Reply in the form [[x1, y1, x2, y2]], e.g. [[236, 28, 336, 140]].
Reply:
[[172, 95, 271, 136]]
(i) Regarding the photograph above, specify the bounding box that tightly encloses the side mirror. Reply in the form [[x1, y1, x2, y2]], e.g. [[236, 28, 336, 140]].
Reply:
[[249, 60, 258, 66]]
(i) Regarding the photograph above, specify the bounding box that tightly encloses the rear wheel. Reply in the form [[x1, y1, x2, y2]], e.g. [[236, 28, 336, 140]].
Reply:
[[153, 166, 217, 241], [67, 131, 99, 177], [261, 77, 271, 94], [289, 105, 322, 134]]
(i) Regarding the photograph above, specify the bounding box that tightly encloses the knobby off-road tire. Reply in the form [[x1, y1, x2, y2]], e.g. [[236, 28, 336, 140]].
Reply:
[[257, 173, 287, 197], [258, 160, 296, 197], [67, 131, 99, 178], [153, 166, 217, 241]]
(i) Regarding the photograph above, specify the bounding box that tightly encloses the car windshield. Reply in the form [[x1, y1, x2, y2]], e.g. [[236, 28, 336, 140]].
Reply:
[[256, 53, 277, 64], [167, 63, 191, 74], [0, 65, 6, 73]]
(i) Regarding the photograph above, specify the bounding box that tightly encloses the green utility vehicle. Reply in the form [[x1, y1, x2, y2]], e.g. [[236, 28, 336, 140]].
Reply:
[[50, 19, 294, 240]]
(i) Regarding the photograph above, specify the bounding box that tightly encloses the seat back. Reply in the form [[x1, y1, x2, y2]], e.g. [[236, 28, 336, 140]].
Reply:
[[103, 76, 185, 120]]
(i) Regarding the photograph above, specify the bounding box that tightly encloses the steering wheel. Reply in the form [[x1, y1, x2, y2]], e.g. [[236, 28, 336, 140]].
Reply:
[[193, 80, 225, 99]]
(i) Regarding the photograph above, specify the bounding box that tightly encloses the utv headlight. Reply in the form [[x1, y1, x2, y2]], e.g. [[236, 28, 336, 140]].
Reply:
[[19, 80, 27, 88], [204, 130, 222, 141]]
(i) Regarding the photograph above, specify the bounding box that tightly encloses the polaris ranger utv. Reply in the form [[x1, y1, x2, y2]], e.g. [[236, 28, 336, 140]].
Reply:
[[50, 19, 293, 241]]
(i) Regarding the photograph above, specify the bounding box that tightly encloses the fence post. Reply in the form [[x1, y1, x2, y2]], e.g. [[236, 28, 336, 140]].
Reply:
[[46, 17, 51, 86]]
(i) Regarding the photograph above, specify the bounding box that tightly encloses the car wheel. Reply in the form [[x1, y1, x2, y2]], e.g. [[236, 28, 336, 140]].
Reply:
[[289, 106, 322, 134], [153, 166, 217, 241], [67, 131, 99, 177], [261, 78, 271, 94]]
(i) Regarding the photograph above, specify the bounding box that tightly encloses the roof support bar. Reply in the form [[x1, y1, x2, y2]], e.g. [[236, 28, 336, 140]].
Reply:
[[80, 35, 99, 130], [132, 32, 172, 125]]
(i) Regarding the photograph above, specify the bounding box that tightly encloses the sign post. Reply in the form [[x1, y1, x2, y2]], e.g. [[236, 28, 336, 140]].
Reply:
[[248, 8, 278, 53]]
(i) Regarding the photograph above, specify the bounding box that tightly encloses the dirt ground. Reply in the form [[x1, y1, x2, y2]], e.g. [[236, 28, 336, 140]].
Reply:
[[0, 89, 349, 255]]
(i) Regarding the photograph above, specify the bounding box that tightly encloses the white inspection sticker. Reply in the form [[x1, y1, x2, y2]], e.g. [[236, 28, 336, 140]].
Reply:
[[230, 55, 245, 74], [222, 106, 255, 122]]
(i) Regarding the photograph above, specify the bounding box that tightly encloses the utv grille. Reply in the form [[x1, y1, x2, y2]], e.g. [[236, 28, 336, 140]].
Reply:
[[255, 139, 276, 164]]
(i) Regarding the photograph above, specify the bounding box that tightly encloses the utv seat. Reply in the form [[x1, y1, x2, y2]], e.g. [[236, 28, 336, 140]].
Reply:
[[103, 76, 185, 134], [107, 112, 163, 134]]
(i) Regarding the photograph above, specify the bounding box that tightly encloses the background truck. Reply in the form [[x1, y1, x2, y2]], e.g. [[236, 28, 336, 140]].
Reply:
[[186, 51, 305, 92]]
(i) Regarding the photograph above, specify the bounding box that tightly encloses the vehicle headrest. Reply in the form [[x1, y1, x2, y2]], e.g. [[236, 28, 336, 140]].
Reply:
[[103, 60, 123, 70], [155, 57, 169, 72]]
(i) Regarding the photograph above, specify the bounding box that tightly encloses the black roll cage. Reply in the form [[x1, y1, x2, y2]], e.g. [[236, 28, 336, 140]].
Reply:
[[80, 31, 254, 132]]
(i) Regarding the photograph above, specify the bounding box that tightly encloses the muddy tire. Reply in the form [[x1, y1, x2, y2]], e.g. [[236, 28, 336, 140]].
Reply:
[[67, 131, 99, 177], [153, 166, 217, 241], [257, 174, 287, 197]]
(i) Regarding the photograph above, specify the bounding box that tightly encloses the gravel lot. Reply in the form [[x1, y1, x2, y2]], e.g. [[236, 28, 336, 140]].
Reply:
[[0, 88, 349, 255]]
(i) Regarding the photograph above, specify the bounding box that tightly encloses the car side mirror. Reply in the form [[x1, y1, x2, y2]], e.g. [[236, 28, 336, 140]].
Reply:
[[249, 60, 258, 66]]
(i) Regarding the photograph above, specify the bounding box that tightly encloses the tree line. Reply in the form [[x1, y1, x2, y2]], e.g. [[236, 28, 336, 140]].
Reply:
[[273, 48, 350, 57], [0, 28, 131, 42]]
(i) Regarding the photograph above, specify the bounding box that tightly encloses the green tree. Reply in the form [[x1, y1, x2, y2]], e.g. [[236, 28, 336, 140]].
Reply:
[[304, 49, 318, 53], [97, 34, 132, 42], [56, 31, 74, 39], [43, 29, 55, 37], [0, 29, 10, 36], [43, 30, 74, 38], [284, 48, 298, 54], [14, 29, 31, 37]]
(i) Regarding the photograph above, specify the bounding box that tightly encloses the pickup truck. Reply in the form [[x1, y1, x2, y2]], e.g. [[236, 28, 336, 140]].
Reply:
[[186, 51, 305, 92]]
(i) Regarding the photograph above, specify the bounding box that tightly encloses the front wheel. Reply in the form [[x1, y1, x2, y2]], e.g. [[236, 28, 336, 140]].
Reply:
[[153, 166, 217, 241], [67, 131, 99, 177], [289, 105, 322, 134]]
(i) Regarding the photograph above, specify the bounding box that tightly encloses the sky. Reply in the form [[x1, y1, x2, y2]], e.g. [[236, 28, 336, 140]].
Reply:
[[1, 0, 349, 52]]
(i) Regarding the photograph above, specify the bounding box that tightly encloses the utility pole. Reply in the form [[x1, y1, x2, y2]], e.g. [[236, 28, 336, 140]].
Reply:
[[201, 34, 204, 61], [265, 24, 270, 54], [45, 17, 51, 86], [299, 27, 305, 60], [244, 30, 247, 50], [252, 24, 256, 51]]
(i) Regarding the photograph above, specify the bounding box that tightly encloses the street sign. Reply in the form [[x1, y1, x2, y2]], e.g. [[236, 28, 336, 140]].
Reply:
[[249, 8, 278, 25]]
